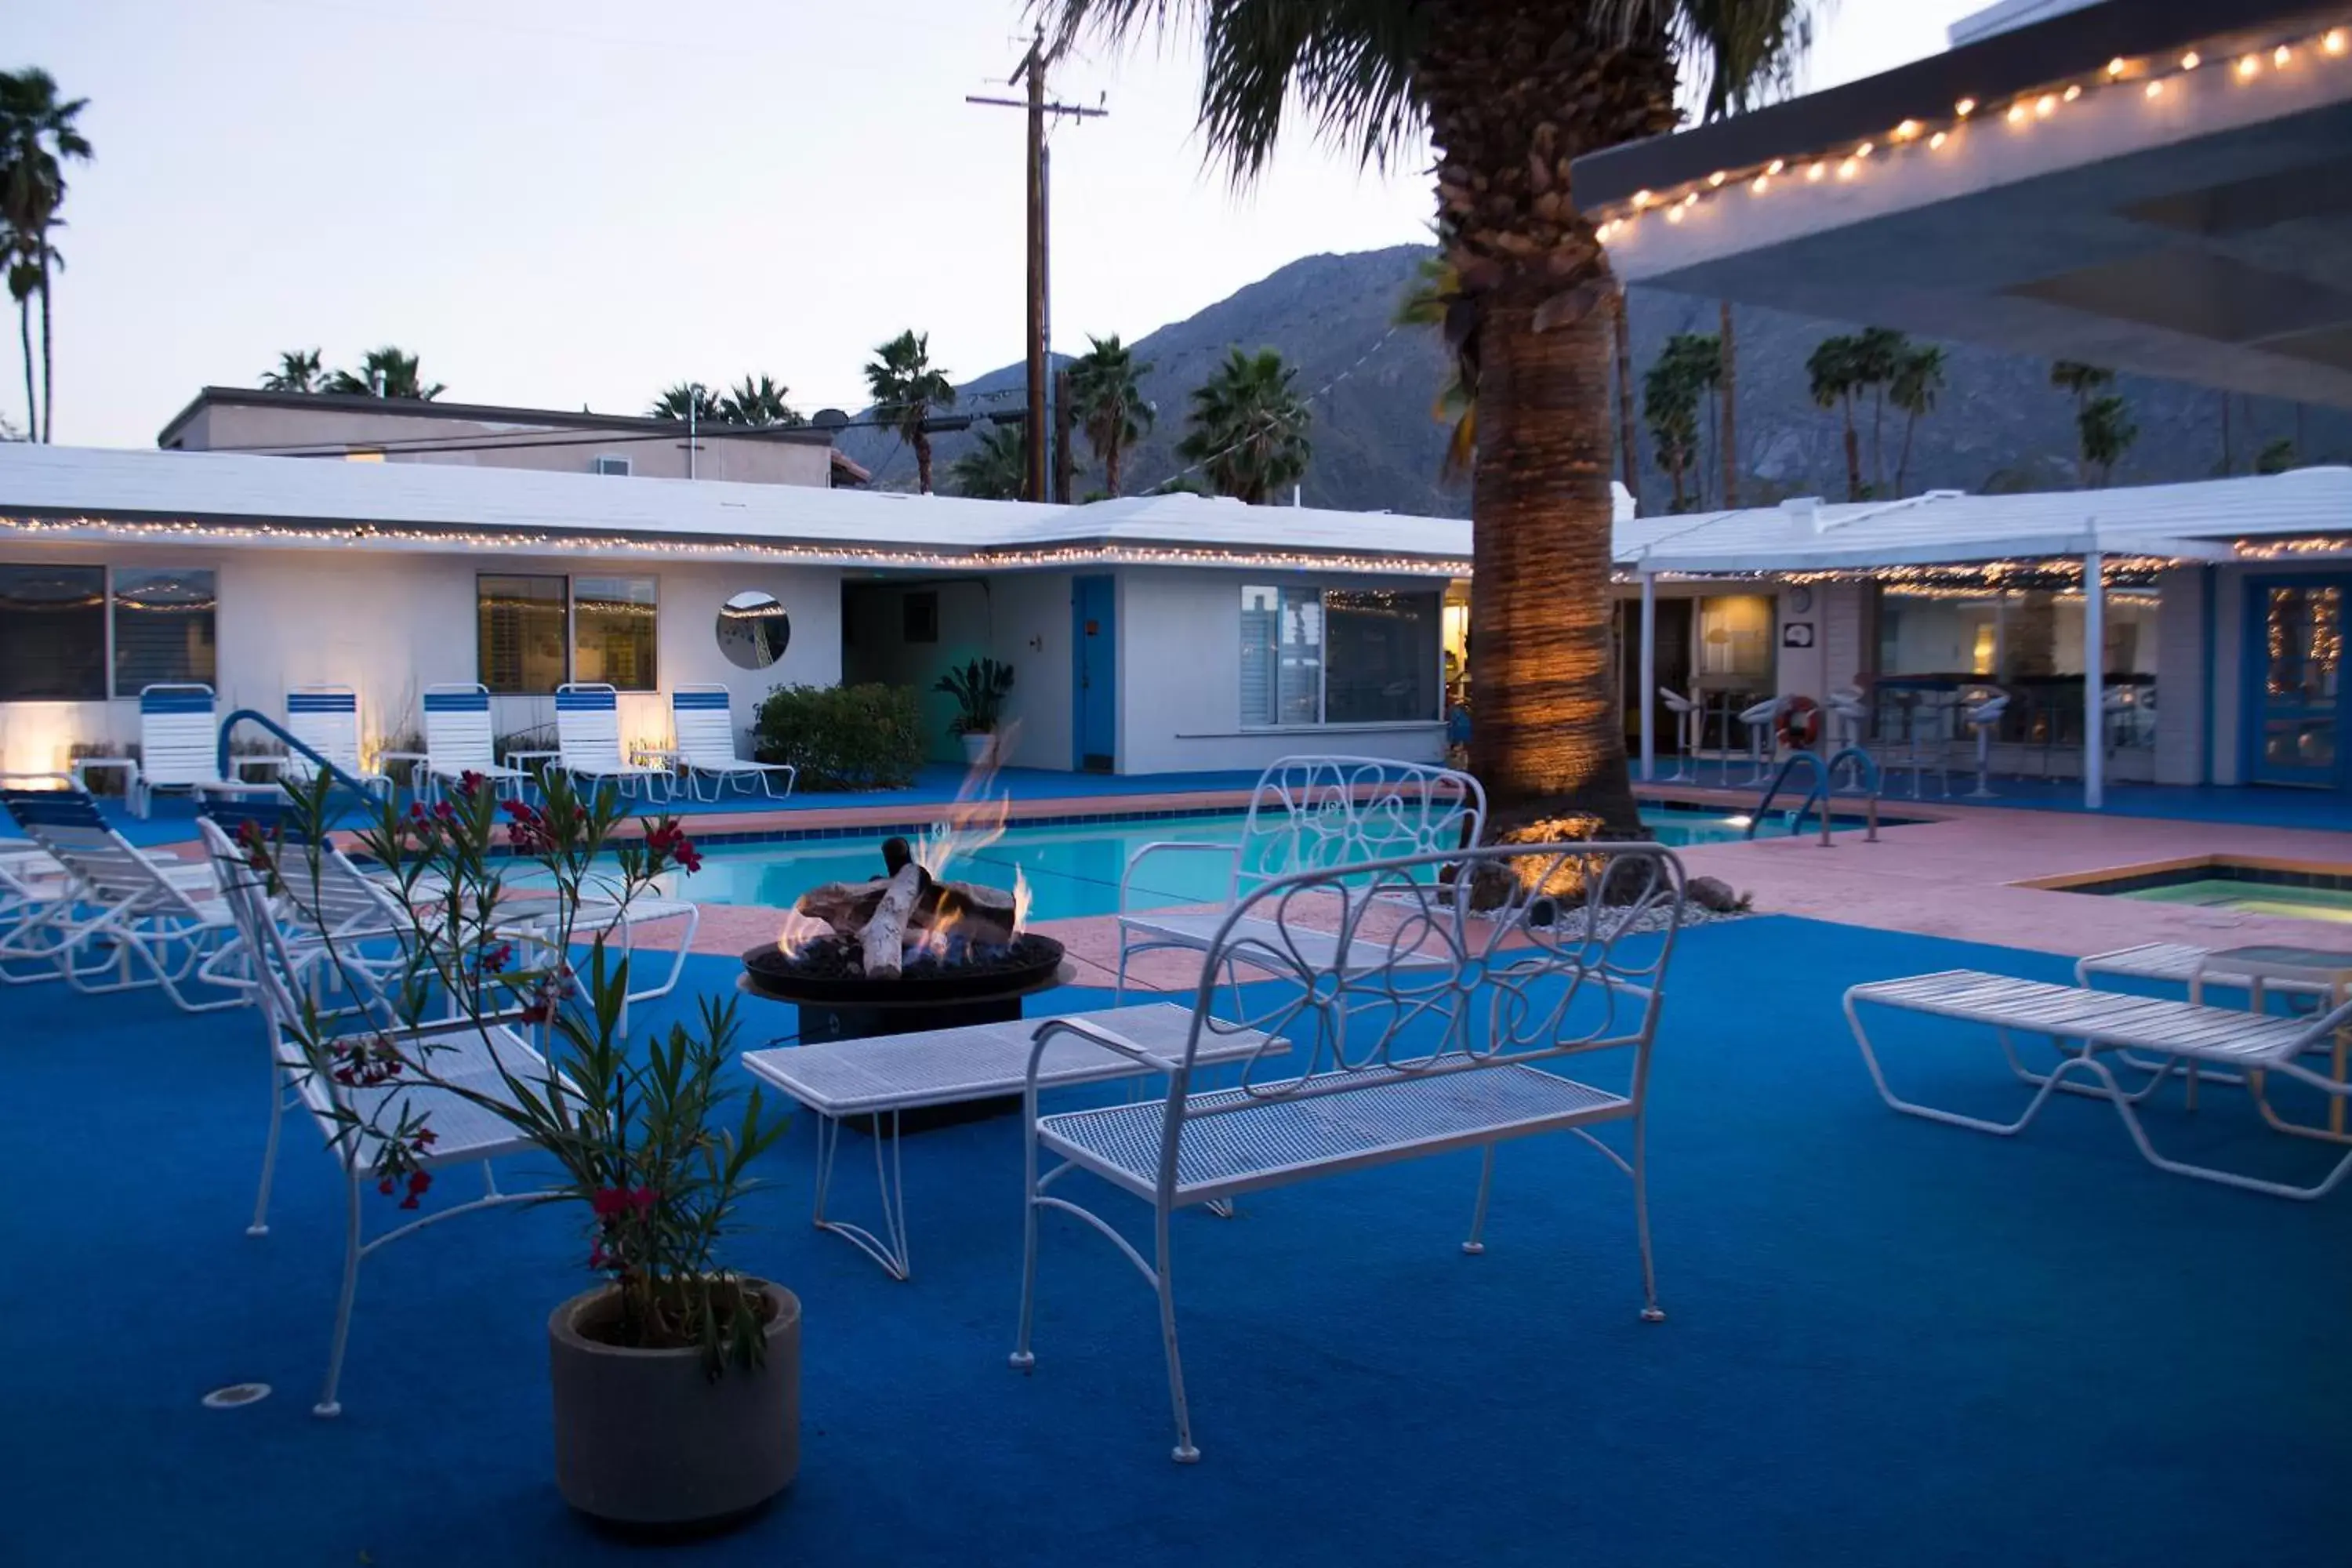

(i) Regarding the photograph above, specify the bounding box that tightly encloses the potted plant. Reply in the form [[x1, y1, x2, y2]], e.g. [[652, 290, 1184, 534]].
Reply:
[[934, 657, 1015, 766], [244, 774, 796, 1532]]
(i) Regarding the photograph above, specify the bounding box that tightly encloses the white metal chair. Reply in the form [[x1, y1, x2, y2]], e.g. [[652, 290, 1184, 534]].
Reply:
[[420, 683, 532, 804], [670, 684, 795, 802], [273, 687, 393, 799], [199, 818, 568, 1417], [1014, 840, 1688, 1461], [554, 682, 670, 800], [0, 786, 241, 1011], [1114, 756, 1486, 1000], [1846, 969, 2352, 1200], [71, 683, 275, 818]]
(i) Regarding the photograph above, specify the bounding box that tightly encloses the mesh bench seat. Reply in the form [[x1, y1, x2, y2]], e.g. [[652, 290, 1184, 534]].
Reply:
[[1846, 968, 2352, 1200], [1041, 1062, 1630, 1203]]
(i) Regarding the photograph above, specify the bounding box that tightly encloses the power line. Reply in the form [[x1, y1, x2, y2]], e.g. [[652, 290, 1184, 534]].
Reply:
[[1142, 325, 1404, 499]]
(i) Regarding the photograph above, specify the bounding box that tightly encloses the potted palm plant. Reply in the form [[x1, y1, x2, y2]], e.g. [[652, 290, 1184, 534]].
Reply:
[[242, 774, 796, 1532], [934, 656, 1016, 767]]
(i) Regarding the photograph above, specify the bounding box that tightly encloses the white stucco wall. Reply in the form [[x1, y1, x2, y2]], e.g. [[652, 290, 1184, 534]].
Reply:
[[985, 572, 1076, 772], [2152, 566, 2207, 786], [1116, 568, 1450, 776], [0, 539, 839, 773]]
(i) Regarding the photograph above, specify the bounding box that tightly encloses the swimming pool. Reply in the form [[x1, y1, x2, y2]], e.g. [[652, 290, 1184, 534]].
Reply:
[[2066, 863, 2352, 925], [557, 805, 1831, 916]]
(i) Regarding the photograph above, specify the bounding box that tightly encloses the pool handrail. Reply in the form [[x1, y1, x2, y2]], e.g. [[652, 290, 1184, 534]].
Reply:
[[1748, 746, 1882, 845]]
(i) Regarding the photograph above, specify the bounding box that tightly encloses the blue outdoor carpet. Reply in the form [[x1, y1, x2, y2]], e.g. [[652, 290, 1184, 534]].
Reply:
[[1, 916, 2344, 1566]]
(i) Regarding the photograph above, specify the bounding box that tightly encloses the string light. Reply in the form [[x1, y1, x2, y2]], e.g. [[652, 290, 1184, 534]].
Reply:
[[1595, 17, 2352, 240], [2232, 535, 2352, 561], [1665, 205, 1686, 224]]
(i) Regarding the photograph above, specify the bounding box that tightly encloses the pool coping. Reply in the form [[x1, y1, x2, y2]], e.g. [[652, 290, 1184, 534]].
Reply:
[[2016, 854, 2352, 898]]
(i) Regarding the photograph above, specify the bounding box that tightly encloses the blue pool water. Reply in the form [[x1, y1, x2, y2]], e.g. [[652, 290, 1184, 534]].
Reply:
[[572, 805, 1828, 915]]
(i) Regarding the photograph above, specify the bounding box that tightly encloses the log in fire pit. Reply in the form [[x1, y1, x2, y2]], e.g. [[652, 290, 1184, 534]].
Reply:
[[739, 836, 1070, 1127]]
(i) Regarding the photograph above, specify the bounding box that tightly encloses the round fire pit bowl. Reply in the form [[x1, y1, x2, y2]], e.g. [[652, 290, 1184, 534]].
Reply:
[[739, 934, 1069, 1009]]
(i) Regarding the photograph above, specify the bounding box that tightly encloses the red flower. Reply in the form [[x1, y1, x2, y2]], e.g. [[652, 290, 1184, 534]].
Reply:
[[459, 769, 485, 793], [591, 1185, 632, 1219]]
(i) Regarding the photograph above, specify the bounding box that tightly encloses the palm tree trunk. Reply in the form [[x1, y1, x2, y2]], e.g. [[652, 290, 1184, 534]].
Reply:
[[1868, 387, 1885, 498], [1842, 398, 1862, 501], [1465, 285, 1640, 835], [1895, 413, 1916, 497], [16, 301, 33, 441], [1105, 437, 1122, 498], [915, 430, 934, 494], [1719, 300, 1737, 508], [1612, 288, 1639, 512], [38, 266, 55, 443]]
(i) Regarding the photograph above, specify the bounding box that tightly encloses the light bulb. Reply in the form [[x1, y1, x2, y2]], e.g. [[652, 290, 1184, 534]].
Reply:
[[1929, 129, 1947, 149], [2237, 53, 2261, 78], [2063, 84, 2082, 101], [2180, 51, 2201, 70], [1837, 158, 1858, 180], [1894, 119, 1921, 140], [2327, 30, 2347, 55], [1708, 169, 1727, 187], [1681, 191, 1698, 207], [1665, 205, 1685, 225], [2035, 93, 2056, 116], [2007, 102, 2029, 124], [2107, 56, 2128, 76], [1806, 162, 1826, 182], [1766, 158, 1785, 175], [1855, 140, 1875, 157], [2274, 45, 2292, 67], [1750, 174, 1769, 194], [1955, 96, 1976, 116], [1633, 189, 1653, 209], [2145, 79, 2164, 97]]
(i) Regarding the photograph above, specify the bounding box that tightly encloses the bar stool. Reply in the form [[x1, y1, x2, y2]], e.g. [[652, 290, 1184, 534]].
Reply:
[[1962, 690, 2009, 798], [1826, 688, 1870, 789], [1733, 696, 1784, 786], [1884, 691, 1951, 799], [1656, 688, 1700, 783]]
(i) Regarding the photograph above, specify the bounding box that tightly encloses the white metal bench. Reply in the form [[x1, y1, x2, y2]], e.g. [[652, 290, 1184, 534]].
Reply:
[[1014, 840, 1686, 1462], [1846, 968, 2352, 1200], [1114, 755, 1486, 1000]]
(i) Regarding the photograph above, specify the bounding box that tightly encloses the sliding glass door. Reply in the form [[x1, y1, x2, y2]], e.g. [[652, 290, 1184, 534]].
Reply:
[[2247, 577, 2346, 789]]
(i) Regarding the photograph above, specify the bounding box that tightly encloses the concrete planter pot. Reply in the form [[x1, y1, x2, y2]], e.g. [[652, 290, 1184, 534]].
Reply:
[[548, 1280, 800, 1531], [960, 731, 1000, 768]]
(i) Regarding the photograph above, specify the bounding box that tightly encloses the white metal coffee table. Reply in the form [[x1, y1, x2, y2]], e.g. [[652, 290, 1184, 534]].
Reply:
[[742, 1002, 1287, 1280]]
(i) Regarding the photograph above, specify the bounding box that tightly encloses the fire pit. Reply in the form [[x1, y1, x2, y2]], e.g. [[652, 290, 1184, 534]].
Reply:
[[738, 834, 1072, 1130]]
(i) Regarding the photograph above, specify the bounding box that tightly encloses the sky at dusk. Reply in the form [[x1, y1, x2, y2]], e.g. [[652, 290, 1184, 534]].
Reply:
[[15, 0, 1984, 448]]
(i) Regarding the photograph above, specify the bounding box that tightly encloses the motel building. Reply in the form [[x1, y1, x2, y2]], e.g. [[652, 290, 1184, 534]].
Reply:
[[0, 434, 2346, 807]]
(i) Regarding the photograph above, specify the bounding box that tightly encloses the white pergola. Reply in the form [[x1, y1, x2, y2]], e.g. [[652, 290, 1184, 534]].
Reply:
[[1621, 467, 2352, 808]]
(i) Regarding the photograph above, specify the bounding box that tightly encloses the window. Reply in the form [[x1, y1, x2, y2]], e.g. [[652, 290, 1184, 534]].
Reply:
[[902, 591, 939, 644], [1241, 584, 1441, 727], [573, 575, 659, 690], [0, 563, 105, 700], [477, 574, 568, 695], [111, 568, 217, 695], [1697, 594, 1773, 682], [593, 455, 633, 477]]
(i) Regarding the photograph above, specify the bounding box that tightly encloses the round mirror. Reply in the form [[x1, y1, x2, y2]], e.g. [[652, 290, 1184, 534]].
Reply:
[[717, 590, 791, 670]]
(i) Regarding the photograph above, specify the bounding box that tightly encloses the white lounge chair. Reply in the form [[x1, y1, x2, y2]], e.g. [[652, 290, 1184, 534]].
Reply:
[[198, 818, 567, 1417], [419, 683, 530, 804], [274, 687, 392, 799], [1015, 840, 1687, 1461], [670, 685, 795, 802], [554, 682, 670, 800], [1114, 755, 1486, 1000], [0, 786, 241, 1011], [1846, 969, 2352, 1200], [71, 683, 277, 818]]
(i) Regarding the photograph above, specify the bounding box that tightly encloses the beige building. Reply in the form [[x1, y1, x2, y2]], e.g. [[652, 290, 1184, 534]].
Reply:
[[157, 387, 869, 488]]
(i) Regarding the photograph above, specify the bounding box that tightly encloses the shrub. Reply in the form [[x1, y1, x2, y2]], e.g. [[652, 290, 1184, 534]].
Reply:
[[753, 683, 923, 790]]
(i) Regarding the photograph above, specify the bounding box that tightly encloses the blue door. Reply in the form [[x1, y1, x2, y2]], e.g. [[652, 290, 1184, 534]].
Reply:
[[1073, 575, 1116, 772], [2245, 575, 2347, 789]]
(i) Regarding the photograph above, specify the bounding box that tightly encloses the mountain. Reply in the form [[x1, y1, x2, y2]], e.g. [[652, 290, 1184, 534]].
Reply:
[[837, 243, 2352, 514]]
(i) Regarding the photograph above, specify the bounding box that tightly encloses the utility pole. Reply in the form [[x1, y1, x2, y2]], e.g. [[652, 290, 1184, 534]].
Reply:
[[970, 30, 1105, 502]]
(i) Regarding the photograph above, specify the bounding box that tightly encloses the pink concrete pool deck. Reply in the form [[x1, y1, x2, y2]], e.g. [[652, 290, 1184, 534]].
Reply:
[[633, 782, 2352, 985]]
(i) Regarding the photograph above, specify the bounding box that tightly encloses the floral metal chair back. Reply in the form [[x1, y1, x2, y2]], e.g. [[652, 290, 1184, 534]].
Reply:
[[1182, 840, 1684, 1101], [1236, 756, 1487, 888]]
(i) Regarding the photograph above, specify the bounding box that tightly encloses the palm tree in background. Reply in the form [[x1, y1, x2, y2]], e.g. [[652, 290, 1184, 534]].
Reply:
[[327, 346, 444, 400], [1066, 334, 1154, 496], [648, 383, 722, 423], [1888, 343, 1947, 496], [262, 348, 325, 394], [0, 68, 92, 442], [864, 330, 956, 495], [6, 252, 37, 435], [2050, 360, 2118, 488], [1045, 0, 1813, 831], [1642, 333, 1718, 513], [1176, 347, 1312, 505], [716, 375, 804, 427], [1849, 325, 1907, 498], [1806, 335, 1864, 501], [949, 423, 1029, 500]]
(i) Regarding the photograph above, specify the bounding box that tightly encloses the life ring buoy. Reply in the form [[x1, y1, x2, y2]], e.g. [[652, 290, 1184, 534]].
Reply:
[[1777, 695, 1824, 751]]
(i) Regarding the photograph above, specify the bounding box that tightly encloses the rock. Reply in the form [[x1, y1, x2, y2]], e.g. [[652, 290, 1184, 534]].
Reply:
[[1687, 876, 1747, 913]]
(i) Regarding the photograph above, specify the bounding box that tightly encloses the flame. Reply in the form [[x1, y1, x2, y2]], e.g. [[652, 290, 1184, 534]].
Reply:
[[906, 904, 967, 966], [913, 720, 1022, 881], [1011, 866, 1033, 933], [775, 909, 834, 959]]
